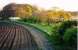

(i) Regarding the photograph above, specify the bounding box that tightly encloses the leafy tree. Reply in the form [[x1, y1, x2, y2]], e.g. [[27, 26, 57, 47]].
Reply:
[[64, 27, 77, 50], [51, 21, 77, 50], [15, 4, 33, 19], [0, 3, 16, 19]]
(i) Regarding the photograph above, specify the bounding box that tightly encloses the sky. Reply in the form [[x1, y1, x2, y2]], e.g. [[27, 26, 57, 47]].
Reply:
[[0, 0, 78, 11]]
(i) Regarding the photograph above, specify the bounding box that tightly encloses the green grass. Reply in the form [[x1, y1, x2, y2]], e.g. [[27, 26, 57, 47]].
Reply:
[[30, 23, 52, 35], [22, 22, 61, 35]]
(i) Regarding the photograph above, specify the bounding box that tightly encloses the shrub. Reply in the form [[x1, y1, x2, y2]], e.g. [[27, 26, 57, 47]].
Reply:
[[51, 21, 77, 50], [64, 27, 77, 47], [51, 25, 61, 44], [58, 20, 77, 36]]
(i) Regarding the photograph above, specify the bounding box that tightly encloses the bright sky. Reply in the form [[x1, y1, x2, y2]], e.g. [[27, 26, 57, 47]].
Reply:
[[0, 0, 78, 11]]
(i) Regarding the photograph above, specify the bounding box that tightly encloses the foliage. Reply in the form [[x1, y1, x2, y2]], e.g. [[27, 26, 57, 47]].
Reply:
[[0, 3, 16, 19], [0, 3, 33, 19], [16, 4, 32, 18], [51, 25, 61, 44], [64, 27, 77, 47], [0, 3, 73, 23], [50, 21, 77, 50], [58, 20, 77, 35]]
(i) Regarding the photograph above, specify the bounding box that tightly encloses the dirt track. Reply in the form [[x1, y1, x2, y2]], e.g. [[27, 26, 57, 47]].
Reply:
[[0, 21, 38, 50]]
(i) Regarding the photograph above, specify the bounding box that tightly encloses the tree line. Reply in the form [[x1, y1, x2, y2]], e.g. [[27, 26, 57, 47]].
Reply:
[[0, 3, 73, 23]]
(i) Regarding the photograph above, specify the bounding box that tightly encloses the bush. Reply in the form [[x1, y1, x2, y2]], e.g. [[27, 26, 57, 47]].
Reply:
[[64, 27, 77, 47], [51, 25, 62, 44], [58, 20, 77, 37], [51, 21, 77, 50]]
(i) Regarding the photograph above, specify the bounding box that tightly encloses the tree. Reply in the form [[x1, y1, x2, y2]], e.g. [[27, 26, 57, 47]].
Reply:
[[16, 4, 33, 19], [0, 3, 33, 20], [0, 3, 16, 19]]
